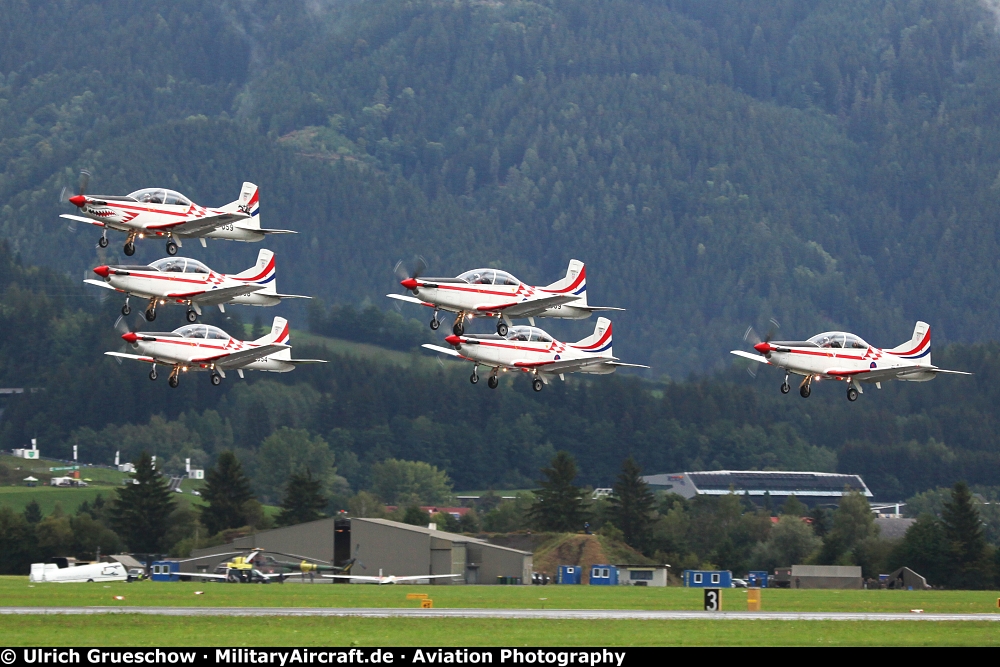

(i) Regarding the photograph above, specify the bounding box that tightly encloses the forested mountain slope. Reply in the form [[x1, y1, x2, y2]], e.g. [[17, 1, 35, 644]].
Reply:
[[4, 0, 1000, 375]]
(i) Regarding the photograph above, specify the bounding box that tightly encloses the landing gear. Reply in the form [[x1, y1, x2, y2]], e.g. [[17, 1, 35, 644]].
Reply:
[[186, 309, 198, 323], [210, 373, 222, 386], [532, 377, 544, 392], [487, 375, 499, 389], [799, 376, 812, 399], [780, 375, 790, 394], [470, 366, 479, 384], [98, 235, 109, 248], [168, 369, 180, 389], [145, 307, 156, 322], [452, 312, 466, 336], [847, 386, 859, 402], [166, 240, 178, 256], [123, 241, 135, 256], [497, 320, 509, 337], [430, 317, 440, 331], [121, 302, 131, 316], [149, 366, 157, 381]]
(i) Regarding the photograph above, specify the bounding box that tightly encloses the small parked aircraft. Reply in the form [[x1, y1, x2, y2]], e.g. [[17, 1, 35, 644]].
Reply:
[[85, 249, 309, 322], [174, 548, 355, 584], [60, 171, 294, 256], [387, 259, 623, 336], [421, 317, 648, 391], [730, 321, 971, 401], [107, 316, 325, 388], [323, 568, 462, 585]]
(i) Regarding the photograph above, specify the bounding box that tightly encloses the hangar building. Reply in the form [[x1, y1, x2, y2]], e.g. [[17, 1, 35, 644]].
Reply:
[[642, 470, 872, 506], [186, 517, 532, 584]]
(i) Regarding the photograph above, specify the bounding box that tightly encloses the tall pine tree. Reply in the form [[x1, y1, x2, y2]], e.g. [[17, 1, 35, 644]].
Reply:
[[942, 481, 991, 589], [609, 457, 656, 551], [528, 451, 588, 532], [200, 451, 255, 535], [110, 451, 175, 553], [276, 470, 327, 527]]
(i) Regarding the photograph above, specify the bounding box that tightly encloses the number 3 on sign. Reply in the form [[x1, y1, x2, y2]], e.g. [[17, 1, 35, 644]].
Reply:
[[704, 588, 722, 611]]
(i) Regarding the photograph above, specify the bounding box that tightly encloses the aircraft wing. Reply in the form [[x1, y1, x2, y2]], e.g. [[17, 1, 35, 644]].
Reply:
[[83, 279, 118, 291], [384, 574, 464, 582], [105, 351, 156, 364], [195, 344, 289, 368], [190, 285, 265, 305], [474, 294, 579, 318], [387, 293, 431, 306], [147, 212, 249, 235], [60, 213, 106, 228], [824, 365, 973, 382], [730, 350, 770, 364], [513, 357, 615, 374], [321, 575, 383, 582], [177, 572, 230, 581], [421, 344, 464, 358]]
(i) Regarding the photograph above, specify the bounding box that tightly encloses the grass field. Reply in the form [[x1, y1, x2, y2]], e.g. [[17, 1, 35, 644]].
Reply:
[[0, 486, 117, 516]]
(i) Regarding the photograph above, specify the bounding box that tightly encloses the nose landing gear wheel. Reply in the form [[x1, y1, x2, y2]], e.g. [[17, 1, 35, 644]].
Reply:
[[487, 375, 499, 389], [470, 371, 479, 384], [430, 318, 440, 330], [168, 375, 179, 388], [149, 367, 157, 381], [186, 309, 198, 323], [145, 308, 156, 322], [166, 241, 178, 255], [210, 373, 222, 386], [780, 382, 790, 394], [98, 236, 109, 248], [532, 378, 543, 392], [123, 242, 136, 256], [121, 304, 131, 316], [799, 383, 811, 398], [847, 387, 859, 402], [497, 321, 509, 337]]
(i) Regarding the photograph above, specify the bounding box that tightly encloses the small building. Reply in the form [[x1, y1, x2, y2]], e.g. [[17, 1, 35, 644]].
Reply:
[[683, 570, 732, 588], [150, 561, 181, 582], [774, 565, 863, 589], [881, 566, 930, 590], [616, 564, 669, 587], [589, 565, 618, 585], [747, 570, 768, 588], [188, 469, 204, 480], [13, 448, 39, 460], [642, 470, 872, 507], [50, 477, 87, 487], [557, 565, 581, 585]]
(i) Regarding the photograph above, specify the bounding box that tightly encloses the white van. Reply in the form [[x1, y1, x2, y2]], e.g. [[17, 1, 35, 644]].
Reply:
[[30, 560, 127, 583]]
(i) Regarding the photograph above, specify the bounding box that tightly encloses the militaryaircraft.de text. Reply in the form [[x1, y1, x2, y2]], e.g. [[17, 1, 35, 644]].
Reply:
[[422, 317, 647, 391], [388, 259, 623, 336], [107, 316, 325, 388], [731, 321, 971, 401], [85, 249, 309, 322]]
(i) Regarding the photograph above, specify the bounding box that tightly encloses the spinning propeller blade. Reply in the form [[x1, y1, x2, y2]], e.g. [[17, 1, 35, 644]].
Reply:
[[393, 256, 427, 292], [78, 169, 91, 196]]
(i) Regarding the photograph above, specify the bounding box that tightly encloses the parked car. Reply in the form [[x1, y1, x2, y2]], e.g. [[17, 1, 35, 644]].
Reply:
[[731, 578, 748, 588]]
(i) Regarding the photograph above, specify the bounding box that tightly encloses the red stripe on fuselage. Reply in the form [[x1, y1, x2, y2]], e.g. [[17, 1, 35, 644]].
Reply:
[[232, 256, 275, 283], [884, 328, 931, 357], [541, 267, 586, 295], [572, 325, 612, 350]]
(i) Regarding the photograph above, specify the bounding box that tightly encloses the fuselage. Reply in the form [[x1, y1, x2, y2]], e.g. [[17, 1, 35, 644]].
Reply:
[[759, 331, 934, 382], [408, 269, 590, 319], [94, 257, 277, 306], [447, 326, 615, 374], [126, 325, 294, 372]]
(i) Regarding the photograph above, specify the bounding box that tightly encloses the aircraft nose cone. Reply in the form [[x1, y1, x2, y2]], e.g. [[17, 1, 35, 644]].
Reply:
[[754, 342, 772, 354], [121, 332, 139, 344], [444, 335, 462, 346], [400, 278, 418, 290], [68, 194, 86, 207], [93, 265, 110, 278]]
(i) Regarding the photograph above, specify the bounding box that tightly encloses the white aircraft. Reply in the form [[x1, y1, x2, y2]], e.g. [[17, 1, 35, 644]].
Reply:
[[107, 316, 325, 388], [731, 321, 971, 401], [171, 548, 350, 584], [387, 259, 623, 336], [422, 317, 648, 391], [323, 568, 463, 585], [60, 172, 294, 256], [85, 249, 309, 322], [30, 560, 127, 583]]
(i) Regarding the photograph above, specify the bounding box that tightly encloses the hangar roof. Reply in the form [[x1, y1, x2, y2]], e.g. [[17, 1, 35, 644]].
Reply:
[[642, 470, 872, 498]]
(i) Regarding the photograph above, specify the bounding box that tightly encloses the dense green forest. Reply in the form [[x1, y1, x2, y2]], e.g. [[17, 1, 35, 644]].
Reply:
[[5, 0, 1000, 374]]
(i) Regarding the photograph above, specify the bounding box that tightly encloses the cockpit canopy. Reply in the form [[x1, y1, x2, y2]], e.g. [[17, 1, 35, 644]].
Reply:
[[506, 326, 553, 343], [127, 188, 192, 207], [149, 257, 210, 274], [807, 331, 869, 349], [174, 324, 230, 340], [456, 268, 520, 286]]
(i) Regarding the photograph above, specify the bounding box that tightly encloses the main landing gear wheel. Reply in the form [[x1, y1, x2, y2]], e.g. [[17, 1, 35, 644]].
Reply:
[[532, 378, 544, 392], [800, 383, 811, 398], [430, 318, 440, 331], [149, 367, 157, 381], [168, 375, 179, 388], [210, 373, 222, 386], [145, 308, 156, 322], [470, 371, 479, 384], [453, 321, 465, 336], [166, 241, 178, 256], [847, 387, 859, 402], [121, 304, 131, 316], [98, 236, 109, 248], [123, 242, 136, 256], [487, 375, 499, 389], [497, 321, 509, 337], [186, 309, 198, 323], [780, 382, 790, 394]]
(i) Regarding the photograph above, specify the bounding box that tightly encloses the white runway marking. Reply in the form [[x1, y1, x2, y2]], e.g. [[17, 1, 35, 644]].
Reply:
[[2, 607, 1000, 621]]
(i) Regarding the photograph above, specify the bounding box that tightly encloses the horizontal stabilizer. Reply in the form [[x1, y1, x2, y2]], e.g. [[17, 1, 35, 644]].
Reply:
[[577, 306, 626, 312], [259, 229, 297, 235], [274, 293, 312, 300], [606, 361, 650, 368]]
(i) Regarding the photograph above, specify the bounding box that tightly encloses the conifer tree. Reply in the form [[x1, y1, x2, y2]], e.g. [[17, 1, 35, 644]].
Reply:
[[529, 451, 588, 532], [200, 451, 255, 535], [942, 481, 991, 589], [23, 500, 42, 525], [609, 457, 656, 550], [276, 470, 327, 527], [110, 451, 175, 553]]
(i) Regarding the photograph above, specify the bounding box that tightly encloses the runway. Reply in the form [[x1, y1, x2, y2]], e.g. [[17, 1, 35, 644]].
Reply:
[[3, 607, 1000, 621]]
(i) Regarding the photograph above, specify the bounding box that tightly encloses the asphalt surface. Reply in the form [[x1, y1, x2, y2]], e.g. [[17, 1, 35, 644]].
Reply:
[[3, 607, 1000, 621]]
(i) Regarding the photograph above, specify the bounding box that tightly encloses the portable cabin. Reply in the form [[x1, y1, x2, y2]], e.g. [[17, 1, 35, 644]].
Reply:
[[747, 570, 768, 588], [557, 565, 581, 584], [150, 560, 181, 582], [683, 570, 732, 588], [589, 565, 618, 585], [616, 564, 670, 587]]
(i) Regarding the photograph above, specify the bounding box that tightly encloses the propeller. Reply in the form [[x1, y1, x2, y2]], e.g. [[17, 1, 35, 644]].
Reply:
[[741, 318, 780, 378], [393, 255, 427, 292], [112, 314, 146, 364]]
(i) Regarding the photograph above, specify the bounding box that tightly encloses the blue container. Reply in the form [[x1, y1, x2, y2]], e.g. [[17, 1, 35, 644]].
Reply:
[[557, 565, 581, 585], [150, 560, 180, 582], [748, 570, 768, 588], [682, 570, 732, 588], [588, 565, 618, 585]]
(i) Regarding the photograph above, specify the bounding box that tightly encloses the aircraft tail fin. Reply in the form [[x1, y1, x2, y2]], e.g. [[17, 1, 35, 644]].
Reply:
[[888, 321, 931, 365], [256, 316, 290, 346], [571, 317, 612, 356], [222, 182, 260, 229], [542, 259, 587, 305], [233, 249, 277, 294]]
